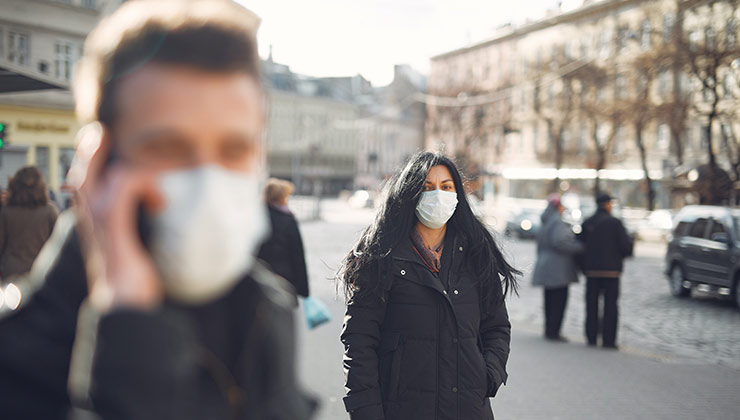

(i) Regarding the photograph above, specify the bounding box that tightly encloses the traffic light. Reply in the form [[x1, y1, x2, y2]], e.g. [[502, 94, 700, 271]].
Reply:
[[0, 122, 6, 149]]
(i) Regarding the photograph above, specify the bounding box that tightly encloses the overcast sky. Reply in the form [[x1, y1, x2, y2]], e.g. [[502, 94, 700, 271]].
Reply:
[[239, 0, 561, 86]]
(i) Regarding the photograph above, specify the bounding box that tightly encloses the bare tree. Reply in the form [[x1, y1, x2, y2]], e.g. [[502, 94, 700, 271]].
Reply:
[[572, 60, 627, 195], [678, 0, 740, 203], [625, 47, 670, 211], [531, 45, 580, 191], [426, 80, 514, 186]]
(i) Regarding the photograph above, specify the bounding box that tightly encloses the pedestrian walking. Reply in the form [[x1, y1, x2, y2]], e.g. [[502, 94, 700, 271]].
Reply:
[[531, 194, 583, 342], [0, 166, 58, 279], [258, 178, 310, 301], [579, 192, 634, 349], [0, 1, 315, 419], [339, 152, 519, 420]]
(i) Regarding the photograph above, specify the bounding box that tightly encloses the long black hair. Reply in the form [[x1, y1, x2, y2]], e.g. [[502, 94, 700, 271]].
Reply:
[[338, 151, 519, 306]]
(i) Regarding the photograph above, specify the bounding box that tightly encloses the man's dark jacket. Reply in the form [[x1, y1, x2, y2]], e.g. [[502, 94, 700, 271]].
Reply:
[[341, 230, 510, 420], [578, 208, 634, 273], [0, 212, 315, 420], [258, 205, 310, 298]]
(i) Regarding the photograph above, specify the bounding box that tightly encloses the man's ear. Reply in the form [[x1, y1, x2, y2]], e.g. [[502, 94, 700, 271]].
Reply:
[[67, 122, 112, 191]]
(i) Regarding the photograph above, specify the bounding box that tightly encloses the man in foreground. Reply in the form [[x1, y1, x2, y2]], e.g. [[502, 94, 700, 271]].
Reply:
[[0, 1, 314, 418]]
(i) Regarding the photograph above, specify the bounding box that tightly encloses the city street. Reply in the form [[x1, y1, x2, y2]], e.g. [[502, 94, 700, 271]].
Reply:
[[294, 201, 740, 420]]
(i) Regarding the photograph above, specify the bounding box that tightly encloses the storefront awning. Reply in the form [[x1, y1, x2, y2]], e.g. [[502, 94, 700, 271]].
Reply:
[[0, 67, 66, 93]]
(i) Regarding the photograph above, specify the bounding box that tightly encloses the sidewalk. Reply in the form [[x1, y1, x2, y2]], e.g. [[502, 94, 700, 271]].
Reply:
[[297, 216, 740, 420], [494, 326, 740, 420]]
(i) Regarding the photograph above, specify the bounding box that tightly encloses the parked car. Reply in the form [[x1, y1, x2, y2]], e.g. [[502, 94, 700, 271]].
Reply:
[[664, 205, 740, 308], [348, 189, 375, 209], [560, 194, 629, 235], [636, 209, 675, 242], [505, 207, 543, 239]]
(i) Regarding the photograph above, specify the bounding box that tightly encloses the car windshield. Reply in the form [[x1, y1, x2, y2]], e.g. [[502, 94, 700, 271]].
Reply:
[[734, 216, 740, 240]]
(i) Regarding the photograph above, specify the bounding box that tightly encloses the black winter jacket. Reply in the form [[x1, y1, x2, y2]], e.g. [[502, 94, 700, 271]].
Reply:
[[578, 208, 634, 274], [0, 212, 315, 420], [341, 231, 510, 420], [258, 205, 310, 298]]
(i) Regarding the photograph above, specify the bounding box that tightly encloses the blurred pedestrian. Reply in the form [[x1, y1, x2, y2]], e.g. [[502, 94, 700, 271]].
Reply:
[[258, 178, 310, 302], [339, 152, 518, 420], [0, 1, 315, 419], [578, 192, 634, 349], [531, 194, 583, 342], [0, 166, 58, 279]]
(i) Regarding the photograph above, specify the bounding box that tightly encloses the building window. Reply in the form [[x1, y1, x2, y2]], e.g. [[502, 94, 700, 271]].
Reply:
[[599, 31, 610, 59], [612, 125, 625, 155], [617, 27, 629, 52], [7, 31, 30, 66], [641, 19, 652, 50], [657, 70, 670, 96], [55, 41, 75, 81], [727, 19, 737, 46], [616, 75, 627, 99], [688, 30, 700, 51], [663, 14, 674, 43], [81, 0, 97, 9], [580, 35, 590, 58], [578, 124, 587, 154], [657, 124, 670, 150], [59, 147, 76, 185], [36, 146, 50, 183]]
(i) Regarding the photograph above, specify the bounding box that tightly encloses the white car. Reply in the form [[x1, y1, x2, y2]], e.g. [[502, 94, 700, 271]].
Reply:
[[637, 210, 674, 242]]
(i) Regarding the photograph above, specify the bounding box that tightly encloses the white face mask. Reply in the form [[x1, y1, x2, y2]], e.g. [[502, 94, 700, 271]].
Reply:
[[149, 165, 270, 305], [415, 189, 458, 229]]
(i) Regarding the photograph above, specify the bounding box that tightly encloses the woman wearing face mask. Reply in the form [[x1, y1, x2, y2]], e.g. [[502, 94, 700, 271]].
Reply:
[[339, 152, 518, 420]]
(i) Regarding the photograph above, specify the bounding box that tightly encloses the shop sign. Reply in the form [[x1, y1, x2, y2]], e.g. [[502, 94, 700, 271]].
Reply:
[[17, 121, 70, 134]]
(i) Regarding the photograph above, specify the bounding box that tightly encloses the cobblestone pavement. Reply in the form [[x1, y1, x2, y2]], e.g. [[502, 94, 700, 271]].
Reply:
[[294, 203, 740, 419], [499, 235, 740, 369]]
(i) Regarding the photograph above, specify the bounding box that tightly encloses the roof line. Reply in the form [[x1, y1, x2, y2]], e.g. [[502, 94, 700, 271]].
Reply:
[[431, 0, 647, 60]]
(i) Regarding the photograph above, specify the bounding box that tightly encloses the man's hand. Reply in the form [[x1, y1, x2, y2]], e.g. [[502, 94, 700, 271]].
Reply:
[[70, 123, 165, 312]]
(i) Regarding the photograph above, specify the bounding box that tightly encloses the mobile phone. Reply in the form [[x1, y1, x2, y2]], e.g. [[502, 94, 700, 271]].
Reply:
[[104, 147, 154, 250]]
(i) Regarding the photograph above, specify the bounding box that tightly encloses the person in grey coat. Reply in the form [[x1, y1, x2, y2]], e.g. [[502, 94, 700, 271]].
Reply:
[[531, 194, 583, 341]]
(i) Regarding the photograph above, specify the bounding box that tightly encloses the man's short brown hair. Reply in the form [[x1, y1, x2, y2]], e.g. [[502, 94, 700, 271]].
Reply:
[[74, 0, 261, 125]]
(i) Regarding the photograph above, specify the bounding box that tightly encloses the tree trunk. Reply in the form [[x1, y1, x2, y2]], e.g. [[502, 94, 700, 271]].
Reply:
[[720, 123, 740, 205], [592, 121, 605, 196], [706, 113, 717, 168], [669, 125, 684, 166], [547, 119, 562, 193], [636, 124, 656, 211]]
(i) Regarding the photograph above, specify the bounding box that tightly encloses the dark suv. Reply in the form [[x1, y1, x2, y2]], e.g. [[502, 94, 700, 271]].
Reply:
[[664, 206, 740, 308]]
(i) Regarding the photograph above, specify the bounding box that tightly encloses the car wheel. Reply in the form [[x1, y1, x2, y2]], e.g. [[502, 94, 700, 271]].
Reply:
[[670, 266, 691, 297]]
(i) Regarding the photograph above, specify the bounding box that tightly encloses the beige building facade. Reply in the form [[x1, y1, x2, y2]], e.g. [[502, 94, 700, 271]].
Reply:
[[0, 0, 121, 195], [427, 0, 738, 208]]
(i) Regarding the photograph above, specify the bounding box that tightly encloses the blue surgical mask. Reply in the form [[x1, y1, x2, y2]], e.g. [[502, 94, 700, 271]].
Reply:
[[415, 190, 458, 229]]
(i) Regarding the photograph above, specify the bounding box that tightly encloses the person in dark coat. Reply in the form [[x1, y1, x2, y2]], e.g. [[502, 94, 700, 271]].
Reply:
[[578, 192, 634, 349], [258, 178, 310, 300], [531, 194, 583, 341], [339, 152, 519, 420], [0, 2, 315, 419], [0, 166, 59, 279]]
